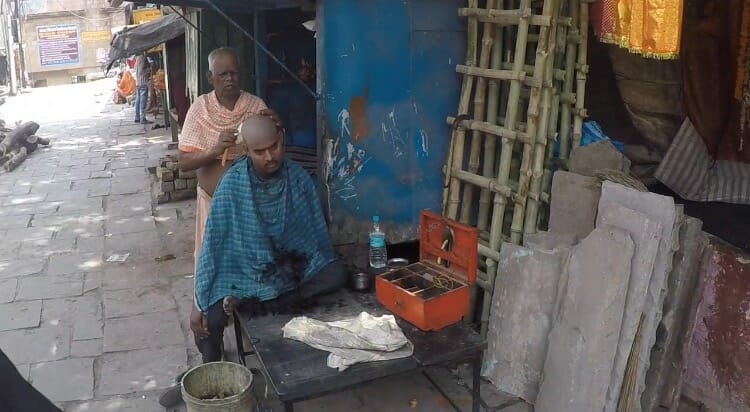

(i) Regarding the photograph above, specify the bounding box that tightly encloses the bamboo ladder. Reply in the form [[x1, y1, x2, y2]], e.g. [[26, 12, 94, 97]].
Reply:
[[443, 0, 566, 335]]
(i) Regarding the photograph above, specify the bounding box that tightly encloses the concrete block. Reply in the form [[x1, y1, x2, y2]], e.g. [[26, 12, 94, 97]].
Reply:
[[156, 193, 170, 204], [643, 216, 706, 410], [598, 181, 676, 406], [178, 169, 197, 179], [569, 141, 632, 177], [186, 178, 198, 189], [595, 204, 662, 411], [156, 167, 173, 182], [160, 181, 174, 193], [174, 178, 187, 190], [483, 243, 568, 402], [536, 227, 634, 412], [549, 171, 602, 239], [171, 189, 197, 201], [165, 161, 179, 171]]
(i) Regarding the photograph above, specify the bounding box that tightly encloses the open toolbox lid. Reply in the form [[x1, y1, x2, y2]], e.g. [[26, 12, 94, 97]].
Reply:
[[418, 210, 479, 285]]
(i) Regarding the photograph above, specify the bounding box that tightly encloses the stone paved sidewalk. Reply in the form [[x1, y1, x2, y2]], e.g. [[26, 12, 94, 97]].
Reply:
[[0, 80, 532, 412]]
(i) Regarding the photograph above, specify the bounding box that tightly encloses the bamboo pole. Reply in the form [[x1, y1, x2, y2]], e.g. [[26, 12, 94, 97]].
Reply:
[[461, 0, 499, 224], [572, 0, 590, 148], [443, 0, 479, 218], [508, 0, 556, 245], [446, 117, 534, 145], [524, 0, 563, 235], [459, 7, 552, 26], [480, 0, 535, 337], [558, 0, 579, 160], [477, 27, 506, 232]]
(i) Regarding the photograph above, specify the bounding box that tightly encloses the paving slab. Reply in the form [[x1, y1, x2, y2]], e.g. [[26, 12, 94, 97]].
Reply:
[[47, 253, 103, 276], [105, 216, 157, 235], [99, 346, 187, 396], [0, 327, 71, 364], [17, 275, 84, 300], [4, 226, 55, 241], [103, 286, 176, 319], [103, 311, 183, 352], [75, 235, 105, 253], [102, 261, 164, 291], [549, 171, 602, 239], [483, 243, 567, 403], [30, 358, 93, 402], [536, 227, 634, 412], [104, 193, 152, 218], [17, 237, 76, 258], [0, 257, 47, 279], [71, 339, 103, 358], [0, 300, 42, 331], [41, 296, 102, 340], [83, 271, 102, 293], [598, 181, 677, 405], [596, 204, 662, 411], [0, 278, 17, 302], [66, 395, 165, 412]]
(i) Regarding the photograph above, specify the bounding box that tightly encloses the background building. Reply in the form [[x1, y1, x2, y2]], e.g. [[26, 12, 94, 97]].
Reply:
[[19, 0, 127, 86]]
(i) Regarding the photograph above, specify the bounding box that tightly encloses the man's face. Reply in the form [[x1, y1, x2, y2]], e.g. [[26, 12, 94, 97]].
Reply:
[[207, 54, 241, 98], [248, 132, 284, 176]]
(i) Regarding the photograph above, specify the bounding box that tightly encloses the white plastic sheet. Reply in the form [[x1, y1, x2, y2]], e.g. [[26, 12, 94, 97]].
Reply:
[[282, 312, 414, 371]]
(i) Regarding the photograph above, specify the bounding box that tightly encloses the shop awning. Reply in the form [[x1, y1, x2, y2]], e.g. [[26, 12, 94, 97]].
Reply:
[[111, 0, 308, 13], [106, 13, 185, 70]]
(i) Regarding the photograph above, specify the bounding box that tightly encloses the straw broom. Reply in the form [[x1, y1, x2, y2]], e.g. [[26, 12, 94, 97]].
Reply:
[[617, 313, 646, 412]]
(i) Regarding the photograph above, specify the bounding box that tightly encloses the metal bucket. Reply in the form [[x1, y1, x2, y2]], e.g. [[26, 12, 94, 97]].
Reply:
[[181, 361, 254, 412]]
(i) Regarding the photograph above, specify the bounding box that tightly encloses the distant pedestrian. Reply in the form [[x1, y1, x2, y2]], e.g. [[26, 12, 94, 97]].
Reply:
[[133, 53, 152, 124]]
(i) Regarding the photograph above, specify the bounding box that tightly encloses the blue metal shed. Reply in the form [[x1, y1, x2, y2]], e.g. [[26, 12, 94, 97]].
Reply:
[[318, 0, 465, 245]]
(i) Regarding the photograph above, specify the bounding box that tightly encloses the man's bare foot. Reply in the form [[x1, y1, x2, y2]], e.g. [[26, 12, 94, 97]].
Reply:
[[223, 296, 239, 316]]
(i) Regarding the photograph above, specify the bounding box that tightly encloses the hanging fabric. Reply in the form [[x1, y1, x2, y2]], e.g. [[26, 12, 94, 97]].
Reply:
[[592, 0, 684, 59]]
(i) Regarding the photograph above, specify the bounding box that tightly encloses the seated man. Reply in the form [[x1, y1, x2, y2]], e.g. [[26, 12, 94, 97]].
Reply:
[[113, 68, 135, 104], [193, 114, 347, 363]]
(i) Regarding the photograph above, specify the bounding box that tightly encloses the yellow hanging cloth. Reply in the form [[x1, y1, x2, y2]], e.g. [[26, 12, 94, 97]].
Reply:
[[592, 0, 684, 60]]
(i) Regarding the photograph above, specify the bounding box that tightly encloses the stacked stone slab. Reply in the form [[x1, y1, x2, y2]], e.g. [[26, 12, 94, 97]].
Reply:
[[642, 215, 706, 410], [548, 171, 602, 240], [482, 240, 571, 402], [568, 140, 632, 177], [536, 227, 634, 412], [155, 154, 198, 204], [597, 182, 677, 410], [596, 203, 662, 410]]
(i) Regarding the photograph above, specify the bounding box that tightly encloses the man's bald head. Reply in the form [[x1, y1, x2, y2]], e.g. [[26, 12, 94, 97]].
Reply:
[[241, 115, 285, 176]]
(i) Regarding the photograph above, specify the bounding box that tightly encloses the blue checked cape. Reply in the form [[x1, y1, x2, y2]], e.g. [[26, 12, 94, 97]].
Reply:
[[195, 157, 335, 312]]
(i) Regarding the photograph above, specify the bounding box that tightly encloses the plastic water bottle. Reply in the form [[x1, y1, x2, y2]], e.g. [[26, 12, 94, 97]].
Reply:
[[369, 215, 387, 268]]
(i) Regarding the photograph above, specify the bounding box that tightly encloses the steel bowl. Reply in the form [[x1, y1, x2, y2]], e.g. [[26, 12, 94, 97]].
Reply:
[[387, 258, 409, 269], [349, 272, 371, 292]]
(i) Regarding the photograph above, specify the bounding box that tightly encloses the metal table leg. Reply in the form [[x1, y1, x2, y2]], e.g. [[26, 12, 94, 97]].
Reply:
[[284, 402, 294, 412], [472, 355, 482, 412], [233, 313, 247, 366]]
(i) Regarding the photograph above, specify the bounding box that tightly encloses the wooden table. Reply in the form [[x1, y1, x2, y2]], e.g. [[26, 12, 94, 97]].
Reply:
[[233, 290, 486, 412]]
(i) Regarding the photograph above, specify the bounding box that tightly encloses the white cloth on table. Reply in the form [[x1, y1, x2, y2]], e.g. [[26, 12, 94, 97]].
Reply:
[[282, 312, 414, 371]]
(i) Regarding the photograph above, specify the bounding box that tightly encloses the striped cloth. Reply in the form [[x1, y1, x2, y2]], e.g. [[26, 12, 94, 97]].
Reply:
[[194, 157, 336, 312], [655, 119, 750, 204], [178, 91, 267, 161]]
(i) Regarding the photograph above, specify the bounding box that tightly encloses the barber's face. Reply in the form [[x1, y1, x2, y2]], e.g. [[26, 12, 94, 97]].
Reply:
[[207, 56, 241, 98], [248, 133, 284, 176]]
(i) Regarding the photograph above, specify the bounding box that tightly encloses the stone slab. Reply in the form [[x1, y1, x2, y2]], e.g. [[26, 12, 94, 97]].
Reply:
[[569, 141, 632, 176], [105, 216, 156, 235], [103, 311, 183, 352], [483, 243, 568, 402], [47, 253, 103, 276], [596, 204, 662, 411], [71, 339, 103, 358], [536, 227, 634, 412], [0, 300, 41, 331], [30, 358, 93, 402], [0, 327, 71, 364], [102, 261, 164, 291], [598, 181, 676, 406], [41, 296, 102, 341], [17, 275, 84, 300], [103, 287, 176, 319], [18, 238, 76, 258], [99, 346, 187, 396], [549, 171, 602, 239], [643, 217, 706, 410], [523, 231, 578, 251], [0, 278, 17, 302], [66, 395, 165, 412]]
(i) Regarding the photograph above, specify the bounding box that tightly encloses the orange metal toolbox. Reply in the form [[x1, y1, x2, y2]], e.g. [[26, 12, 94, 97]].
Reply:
[[375, 210, 479, 331]]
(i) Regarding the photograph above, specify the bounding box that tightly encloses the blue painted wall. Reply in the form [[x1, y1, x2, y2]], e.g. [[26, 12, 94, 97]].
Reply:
[[318, 0, 464, 245]]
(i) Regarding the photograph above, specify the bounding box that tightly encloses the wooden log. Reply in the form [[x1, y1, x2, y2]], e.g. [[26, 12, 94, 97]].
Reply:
[[0, 122, 40, 156], [36, 136, 51, 146], [22, 135, 39, 153], [4, 147, 27, 172]]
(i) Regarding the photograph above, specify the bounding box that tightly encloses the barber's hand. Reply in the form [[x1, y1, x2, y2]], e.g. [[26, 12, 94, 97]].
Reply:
[[190, 305, 209, 339], [211, 129, 238, 157]]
